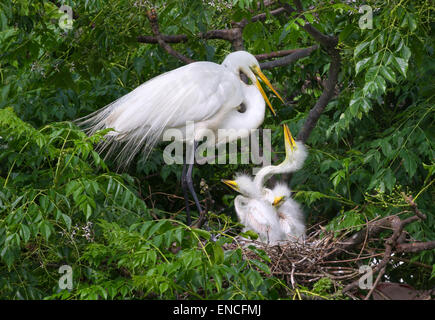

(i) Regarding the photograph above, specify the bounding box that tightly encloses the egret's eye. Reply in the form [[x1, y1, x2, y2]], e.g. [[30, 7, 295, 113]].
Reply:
[[238, 103, 247, 113]]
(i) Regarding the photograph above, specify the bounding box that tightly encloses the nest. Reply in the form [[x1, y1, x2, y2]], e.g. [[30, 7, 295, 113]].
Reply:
[[222, 194, 434, 300], [224, 225, 365, 294]]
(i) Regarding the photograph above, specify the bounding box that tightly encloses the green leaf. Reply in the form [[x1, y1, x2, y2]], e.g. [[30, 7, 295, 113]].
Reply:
[[400, 44, 411, 61], [363, 81, 378, 96], [85, 203, 92, 220], [192, 228, 211, 240], [250, 259, 271, 274], [39, 221, 52, 242], [355, 57, 371, 75], [374, 75, 386, 93], [159, 282, 169, 294], [213, 244, 224, 264], [62, 214, 72, 231], [384, 168, 396, 192], [20, 224, 30, 243], [407, 14, 417, 31], [380, 65, 396, 83], [401, 150, 418, 178], [365, 66, 378, 82], [393, 56, 408, 77], [380, 139, 393, 157], [354, 41, 369, 58], [148, 220, 167, 238]]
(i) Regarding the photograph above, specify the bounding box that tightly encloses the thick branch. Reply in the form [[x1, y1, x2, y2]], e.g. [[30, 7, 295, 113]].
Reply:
[[274, 1, 340, 144], [396, 241, 435, 253], [259, 45, 318, 69], [296, 47, 340, 143], [255, 48, 304, 61], [137, 29, 236, 44]]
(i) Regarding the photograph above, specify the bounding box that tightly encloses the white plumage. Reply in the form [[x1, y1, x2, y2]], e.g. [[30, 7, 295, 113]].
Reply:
[[229, 174, 286, 245], [269, 184, 306, 241], [223, 124, 308, 244]]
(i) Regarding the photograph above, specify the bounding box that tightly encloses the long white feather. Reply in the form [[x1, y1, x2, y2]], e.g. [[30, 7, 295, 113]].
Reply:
[[77, 62, 243, 167]]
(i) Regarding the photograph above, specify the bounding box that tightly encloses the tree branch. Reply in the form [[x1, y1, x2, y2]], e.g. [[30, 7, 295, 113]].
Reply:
[[296, 47, 340, 142], [277, 1, 341, 143], [255, 48, 305, 61], [396, 241, 435, 253], [137, 29, 237, 44], [146, 9, 195, 64], [339, 194, 431, 295], [259, 45, 318, 69]]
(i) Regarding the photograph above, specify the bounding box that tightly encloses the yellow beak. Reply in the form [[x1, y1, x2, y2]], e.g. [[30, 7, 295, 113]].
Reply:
[[272, 196, 285, 207], [283, 124, 297, 152], [221, 179, 240, 192], [252, 65, 284, 116], [255, 79, 276, 116]]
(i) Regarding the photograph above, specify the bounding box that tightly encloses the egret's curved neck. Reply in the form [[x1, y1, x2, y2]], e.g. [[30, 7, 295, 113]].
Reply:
[[253, 148, 297, 191], [218, 84, 265, 132]]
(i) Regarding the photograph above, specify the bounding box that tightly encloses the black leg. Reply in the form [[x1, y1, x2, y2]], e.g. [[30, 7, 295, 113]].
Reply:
[[181, 163, 191, 226], [185, 161, 203, 215]]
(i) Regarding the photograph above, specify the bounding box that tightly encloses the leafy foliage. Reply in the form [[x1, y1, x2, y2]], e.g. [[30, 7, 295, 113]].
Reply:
[[0, 0, 433, 299]]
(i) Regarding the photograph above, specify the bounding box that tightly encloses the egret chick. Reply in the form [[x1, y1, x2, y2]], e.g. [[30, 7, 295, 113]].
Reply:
[[222, 175, 285, 245], [271, 183, 306, 241]]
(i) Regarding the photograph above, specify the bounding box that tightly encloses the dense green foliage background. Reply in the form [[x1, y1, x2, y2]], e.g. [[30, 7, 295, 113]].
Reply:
[[0, 0, 433, 299]]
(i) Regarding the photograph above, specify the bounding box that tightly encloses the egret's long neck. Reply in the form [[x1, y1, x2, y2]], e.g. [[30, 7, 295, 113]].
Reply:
[[254, 146, 303, 191]]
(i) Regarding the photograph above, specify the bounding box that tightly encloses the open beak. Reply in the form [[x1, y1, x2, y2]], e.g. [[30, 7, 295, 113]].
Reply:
[[272, 196, 285, 207], [252, 66, 285, 116], [221, 179, 240, 192], [283, 124, 297, 152]]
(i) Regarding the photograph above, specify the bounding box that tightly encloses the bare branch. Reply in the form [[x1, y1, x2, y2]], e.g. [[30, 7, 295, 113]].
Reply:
[[259, 45, 318, 69], [296, 47, 340, 142], [396, 241, 435, 253], [255, 48, 302, 61], [137, 29, 237, 44]]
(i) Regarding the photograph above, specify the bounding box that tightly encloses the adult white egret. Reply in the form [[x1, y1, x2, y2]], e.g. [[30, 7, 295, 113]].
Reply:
[[78, 51, 284, 225], [223, 124, 308, 242], [222, 175, 286, 245]]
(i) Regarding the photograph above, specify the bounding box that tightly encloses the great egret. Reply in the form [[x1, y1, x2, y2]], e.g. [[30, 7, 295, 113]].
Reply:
[[223, 124, 308, 242], [222, 175, 286, 244], [78, 51, 284, 225], [271, 184, 306, 241]]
